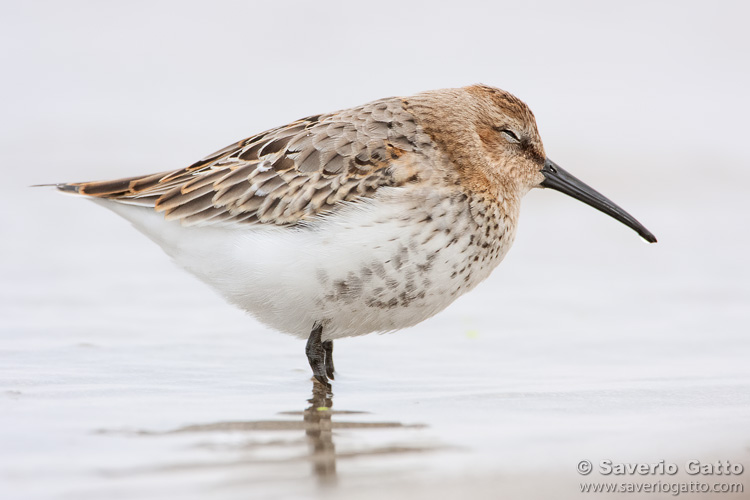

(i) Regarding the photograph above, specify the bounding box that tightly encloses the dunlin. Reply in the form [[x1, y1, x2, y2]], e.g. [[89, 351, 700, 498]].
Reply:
[[51, 85, 656, 386]]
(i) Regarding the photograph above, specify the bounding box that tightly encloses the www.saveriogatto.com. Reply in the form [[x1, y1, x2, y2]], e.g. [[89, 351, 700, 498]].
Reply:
[[577, 459, 745, 496]]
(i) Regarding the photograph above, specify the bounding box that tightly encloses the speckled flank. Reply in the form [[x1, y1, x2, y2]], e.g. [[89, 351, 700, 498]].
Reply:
[[301, 187, 514, 338]]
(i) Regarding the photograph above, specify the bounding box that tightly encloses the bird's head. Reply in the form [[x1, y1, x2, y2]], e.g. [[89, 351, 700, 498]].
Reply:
[[407, 84, 656, 243]]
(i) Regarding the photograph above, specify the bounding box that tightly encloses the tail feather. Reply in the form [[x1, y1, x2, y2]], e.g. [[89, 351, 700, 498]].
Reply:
[[56, 183, 82, 193], [31, 183, 81, 193], [34, 171, 176, 205]]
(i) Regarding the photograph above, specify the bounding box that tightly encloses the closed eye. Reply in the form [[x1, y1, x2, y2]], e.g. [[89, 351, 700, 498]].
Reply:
[[495, 128, 521, 143]]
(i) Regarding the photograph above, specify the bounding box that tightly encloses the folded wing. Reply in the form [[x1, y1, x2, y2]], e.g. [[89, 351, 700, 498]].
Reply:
[[59, 97, 432, 227]]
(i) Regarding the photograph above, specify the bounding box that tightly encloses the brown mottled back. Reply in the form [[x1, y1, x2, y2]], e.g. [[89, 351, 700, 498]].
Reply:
[[61, 97, 434, 226]]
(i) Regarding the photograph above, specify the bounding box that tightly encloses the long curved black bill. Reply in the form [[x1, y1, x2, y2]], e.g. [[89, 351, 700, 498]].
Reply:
[[540, 158, 657, 243]]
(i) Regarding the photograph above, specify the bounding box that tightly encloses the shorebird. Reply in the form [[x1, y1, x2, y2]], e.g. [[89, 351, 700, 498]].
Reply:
[[50, 85, 656, 387]]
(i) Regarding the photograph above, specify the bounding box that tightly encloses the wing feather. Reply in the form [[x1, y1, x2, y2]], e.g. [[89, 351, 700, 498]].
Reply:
[[59, 97, 434, 227]]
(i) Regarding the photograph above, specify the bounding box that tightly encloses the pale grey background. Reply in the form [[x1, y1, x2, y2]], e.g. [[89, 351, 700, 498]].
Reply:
[[1, 1, 749, 499]]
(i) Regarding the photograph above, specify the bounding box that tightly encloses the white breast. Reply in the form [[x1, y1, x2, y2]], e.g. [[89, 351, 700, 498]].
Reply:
[[94, 187, 515, 339]]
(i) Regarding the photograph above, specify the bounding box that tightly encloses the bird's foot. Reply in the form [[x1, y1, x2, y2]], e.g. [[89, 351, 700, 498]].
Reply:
[[323, 340, 334, 380], [306, 323, 332, 388]]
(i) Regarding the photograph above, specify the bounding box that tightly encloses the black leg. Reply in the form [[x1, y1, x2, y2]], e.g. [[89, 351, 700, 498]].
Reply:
[[323, 340, 334, 380], [306, 323, 329, 387]]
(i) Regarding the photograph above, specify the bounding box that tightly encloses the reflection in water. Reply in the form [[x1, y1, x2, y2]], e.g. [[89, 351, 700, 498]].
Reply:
[[303, 380, 336, 484], [107, 379, 435, 488]]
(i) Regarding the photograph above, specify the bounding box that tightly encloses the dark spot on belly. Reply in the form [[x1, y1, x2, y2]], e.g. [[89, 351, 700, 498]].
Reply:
[[399, 291, 414, 306], [404, 269, 416, 282], [372, 261, 387, 279], [416, 261, 432, 273], [361, 266, 373, 282], [417, 252, 438, 273], [329, 273, 363, 304], [346, 272, 363, 294], [392, 253, 403, 270], [366, 296, 399, 310], [334, 280, 348, 294]]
